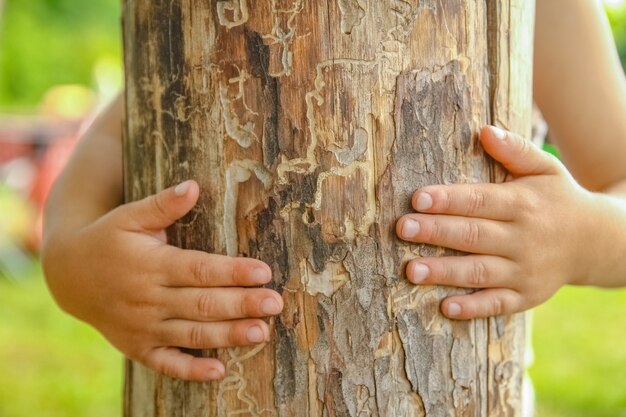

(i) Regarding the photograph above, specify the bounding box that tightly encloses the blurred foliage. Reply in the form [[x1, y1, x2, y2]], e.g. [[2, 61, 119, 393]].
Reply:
[[542, 143, 561, 159], [1, 1, 626, 110], [606, 3, 626, 67], [0, 0, 121, 110]]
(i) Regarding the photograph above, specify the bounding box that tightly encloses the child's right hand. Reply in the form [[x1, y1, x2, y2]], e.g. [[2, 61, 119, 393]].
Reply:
[[42, 180, 283, 382]]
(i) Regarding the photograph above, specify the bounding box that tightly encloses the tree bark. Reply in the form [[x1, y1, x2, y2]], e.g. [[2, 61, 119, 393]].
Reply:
[[122, 1, 534, 416]]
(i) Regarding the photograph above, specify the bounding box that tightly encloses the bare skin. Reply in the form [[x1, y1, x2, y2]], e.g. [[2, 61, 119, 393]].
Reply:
[[42, 0, 626, 382], [397, 0, 626, 319], [396, 126, 626, 319], [42, 97, 284, 381]]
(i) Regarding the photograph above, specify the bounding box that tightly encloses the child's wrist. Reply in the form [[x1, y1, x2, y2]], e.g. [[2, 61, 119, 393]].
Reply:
[[571, 192, 626, 287]]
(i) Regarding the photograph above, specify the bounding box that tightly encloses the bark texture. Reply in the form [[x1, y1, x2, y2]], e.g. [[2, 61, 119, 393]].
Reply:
[[122, 1, 535, 416]]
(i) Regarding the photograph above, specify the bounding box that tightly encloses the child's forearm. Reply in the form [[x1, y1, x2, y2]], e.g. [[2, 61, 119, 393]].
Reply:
[[43, 95, 124, 244], [40, 94, 283, 381], [584, 179, 626, 288]]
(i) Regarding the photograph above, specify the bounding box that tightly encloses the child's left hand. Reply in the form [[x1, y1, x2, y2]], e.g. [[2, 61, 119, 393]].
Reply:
[[396, 126, 600, 320]]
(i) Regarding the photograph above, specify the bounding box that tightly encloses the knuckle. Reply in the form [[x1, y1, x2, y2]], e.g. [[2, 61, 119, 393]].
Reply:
[[428, 220, 444, 243], [240, 292, 254, 317], [122, 203, 145, 229], [511, 189, 528, 209], [468, 260, 488, 287], [150, 194, 169, 219], [488, 296, 504, 316], [438, 262, 453, 284], [461, 222, 481, 247], [159, 359, 181, 379], [126, 291, 159, 312], [516, 190, 540, 216], [228, 260, 243, 286], [517, 137, 533, 159], [143, 322, 163, 343], [189, 324, 206, 348], [526, 195, 541, 213], [197, 292, 216, 319], [228, 323, 245, 346], [544, 153, 565, 174], [467, 188, 486, 215], [135, 347, 152, 364], [191, 258, 212, 286], [438, 189, 452, 211]]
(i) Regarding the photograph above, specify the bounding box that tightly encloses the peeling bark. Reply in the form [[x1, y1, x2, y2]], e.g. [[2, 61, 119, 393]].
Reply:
[[122, 1, 534, 416]]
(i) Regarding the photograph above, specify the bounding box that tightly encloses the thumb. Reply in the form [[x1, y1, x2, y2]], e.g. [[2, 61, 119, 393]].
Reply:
[[480, 125, 561, 177], [115, 180, 200, 231]]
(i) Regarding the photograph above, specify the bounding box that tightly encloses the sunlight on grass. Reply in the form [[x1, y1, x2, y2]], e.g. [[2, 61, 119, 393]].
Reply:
[[0, 264, 122, 417], [531, 286, 626, 417]]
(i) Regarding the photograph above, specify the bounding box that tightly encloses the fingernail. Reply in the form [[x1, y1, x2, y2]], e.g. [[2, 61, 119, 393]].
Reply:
[[491, 126, 506, 140], [246, 326, 265, 343], [174, 181, 191, 196], [410, 263, 430, 284], [261, 298, 281, 315], [401, 219, 420, 238], [207, 368, 223, 380], [251, 267, 271, 284], [447, 303, 462, 317], [415, 193, 433, 211]]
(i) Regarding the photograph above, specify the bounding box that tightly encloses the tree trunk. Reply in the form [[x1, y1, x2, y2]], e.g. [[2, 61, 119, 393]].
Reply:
[[122, 1, 534, 416]]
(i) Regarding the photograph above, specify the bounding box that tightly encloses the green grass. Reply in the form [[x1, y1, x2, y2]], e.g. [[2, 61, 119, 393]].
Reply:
[[531, 286, 626, 417], [0, 264, 122, 417], [1, 266, 625, 416]]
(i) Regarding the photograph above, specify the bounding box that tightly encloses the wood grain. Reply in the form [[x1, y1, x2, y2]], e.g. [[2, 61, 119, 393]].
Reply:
[[122, 1, 535, 415]]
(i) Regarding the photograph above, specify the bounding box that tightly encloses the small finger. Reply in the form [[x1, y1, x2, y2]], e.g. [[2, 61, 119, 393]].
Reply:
[[396, 214, 514, 255], [161, 319, 271, 350], [412, 183, 516, 221], [164, 287, 283, 321], [163, 249, 272, 288], [480, 126, 561, 177], [441, 288, 524, 320], [143, 346, 225, 382], [406, 255, 518, 288], [118, 180, 200, 232]]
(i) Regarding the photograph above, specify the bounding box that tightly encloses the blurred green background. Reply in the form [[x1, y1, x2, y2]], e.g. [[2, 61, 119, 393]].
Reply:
[[0, 0, 121, 111], [0, 0, 625, 416]]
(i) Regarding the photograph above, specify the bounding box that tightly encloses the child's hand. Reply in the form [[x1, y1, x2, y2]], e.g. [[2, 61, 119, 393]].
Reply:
[[42, 180, 283, 382], [396, 126, 599, 320]]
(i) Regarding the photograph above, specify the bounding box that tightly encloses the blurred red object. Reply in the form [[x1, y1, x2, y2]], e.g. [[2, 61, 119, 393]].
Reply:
[[0, 115, 81, 251], [0, 84, 98, 254]]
